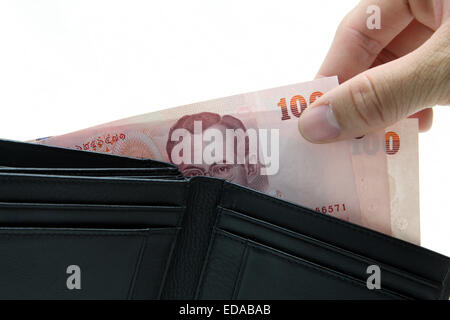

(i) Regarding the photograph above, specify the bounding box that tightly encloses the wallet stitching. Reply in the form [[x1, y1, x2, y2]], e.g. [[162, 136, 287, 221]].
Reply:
[[439, 267, 450, 299], [157, 228, 182, 299], [211, 231, 248, 299], [194, 229, 219, 299], [219, 206, 369, 260], [1, 170, 179, 177], [175, 207, 185, 227], [0, 202, 184, 210], [223, 183, 447, 263], [127, 233, 149, 300], [0, 234, 145, 237], [0, 174, 188, 187], [231, 240, 250, 300], [218, 207, 441, 290], [217, 229, 406, 299], [0, 229, 177, 237], [0, 141, 174, 169], [0, 176, 189, 206]]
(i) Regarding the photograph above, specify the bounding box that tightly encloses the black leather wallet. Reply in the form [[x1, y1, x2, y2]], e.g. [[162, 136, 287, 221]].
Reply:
[[0, 139, 448, 300]]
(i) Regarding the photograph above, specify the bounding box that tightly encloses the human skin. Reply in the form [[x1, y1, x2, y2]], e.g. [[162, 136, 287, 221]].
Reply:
[[298, 0, 450, 143]]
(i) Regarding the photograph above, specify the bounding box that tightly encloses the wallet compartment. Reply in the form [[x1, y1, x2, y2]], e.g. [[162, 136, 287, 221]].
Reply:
[[198, 229, 405, 300], [212, 207, 439, 299], [0, 227, 179, 299], [0, 202, 183, 228]]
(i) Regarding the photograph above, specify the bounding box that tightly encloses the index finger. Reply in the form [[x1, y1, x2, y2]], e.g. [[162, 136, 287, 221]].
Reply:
[[317, 0, 414, 82]]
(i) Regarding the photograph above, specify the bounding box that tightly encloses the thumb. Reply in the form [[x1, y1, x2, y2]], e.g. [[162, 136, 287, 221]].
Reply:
[[299, 23, 450, 143]]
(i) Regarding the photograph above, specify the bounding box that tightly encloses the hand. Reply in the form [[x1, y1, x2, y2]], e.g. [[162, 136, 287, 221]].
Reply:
[[298, 0, 450, 143]]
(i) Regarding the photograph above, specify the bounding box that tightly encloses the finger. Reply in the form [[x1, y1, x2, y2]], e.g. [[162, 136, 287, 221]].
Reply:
[[299, 22, 450, 143], [371, 19, 434, 67], [371, 20, 435, 132], [383, 19, 434, 58], [408, 108, 433, 132], [316, 0, 413, 82], [408, 0, 447, 30]]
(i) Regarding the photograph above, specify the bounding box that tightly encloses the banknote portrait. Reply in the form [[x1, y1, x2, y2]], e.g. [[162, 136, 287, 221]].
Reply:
[[166, 112, 269, 192]]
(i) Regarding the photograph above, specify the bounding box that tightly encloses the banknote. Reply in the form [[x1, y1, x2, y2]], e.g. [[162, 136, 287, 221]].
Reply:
[[36, 110, 363, 225], [349, 120, 420, 243], [385, 120, 420, 244], [33, 77, 420, 241]]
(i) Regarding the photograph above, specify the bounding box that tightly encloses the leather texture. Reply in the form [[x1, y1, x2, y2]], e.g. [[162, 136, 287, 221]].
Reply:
[[0, 138, 448, 300]]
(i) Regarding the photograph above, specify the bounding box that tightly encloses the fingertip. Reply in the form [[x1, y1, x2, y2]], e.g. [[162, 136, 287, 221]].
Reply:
[[298, 105, 341, 143], [409, 108, 433, 132]]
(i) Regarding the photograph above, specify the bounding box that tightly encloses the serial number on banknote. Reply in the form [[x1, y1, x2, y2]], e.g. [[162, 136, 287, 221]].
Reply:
[[315, 203, 347, 215]]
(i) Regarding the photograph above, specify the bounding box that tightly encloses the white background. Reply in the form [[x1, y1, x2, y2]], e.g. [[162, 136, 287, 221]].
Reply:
[[0, 0, 448, 255]]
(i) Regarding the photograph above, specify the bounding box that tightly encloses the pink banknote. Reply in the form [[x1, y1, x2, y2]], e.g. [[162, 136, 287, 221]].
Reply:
[[33, 77, 420, 242]]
